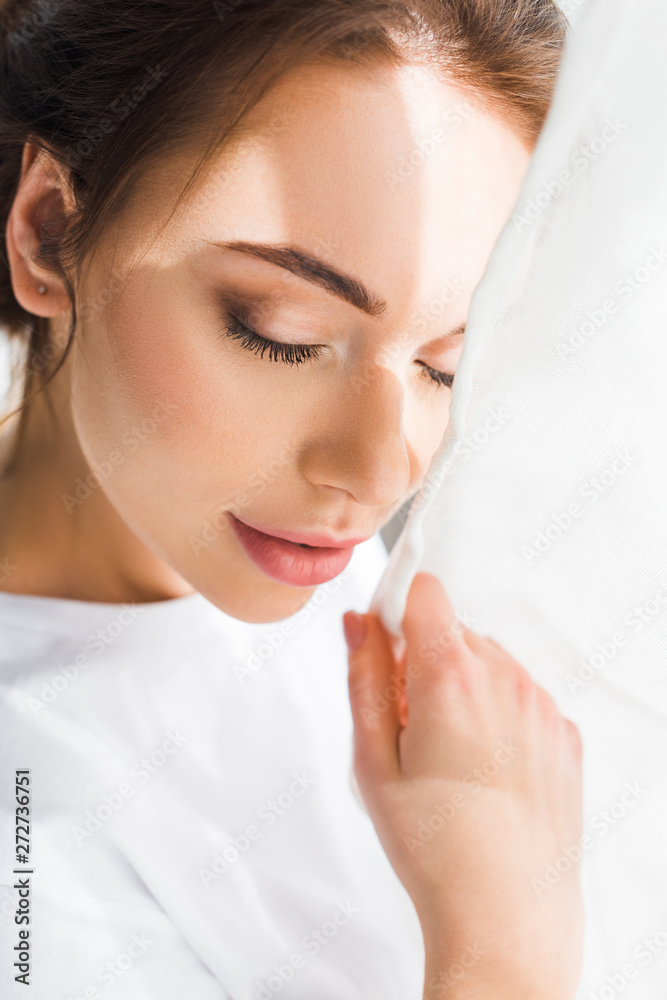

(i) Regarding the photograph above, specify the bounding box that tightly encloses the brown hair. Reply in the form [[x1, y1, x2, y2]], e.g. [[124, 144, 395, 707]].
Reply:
[[0, 0, 567, 411]]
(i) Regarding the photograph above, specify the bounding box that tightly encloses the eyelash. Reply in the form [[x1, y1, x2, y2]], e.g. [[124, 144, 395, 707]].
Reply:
[[416, 363, 454, 389], [225, 315, 323, 366], [223, 315, 454, 388]]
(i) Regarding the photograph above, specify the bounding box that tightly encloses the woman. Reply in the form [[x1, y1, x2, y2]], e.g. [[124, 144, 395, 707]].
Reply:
[[0, 1, 583, 997]]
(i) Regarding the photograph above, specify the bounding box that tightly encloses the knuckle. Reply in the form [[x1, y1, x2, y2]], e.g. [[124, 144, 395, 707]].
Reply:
[[346, 666, 367, 704], [497, 656, 534, 696], [460, 626, 488, 656], [421, 641, 470, 691], [535, 684, 559, 715], [409, 630, 470, 682], [348, 674, 377, 724], [483, 635, 508, 656]]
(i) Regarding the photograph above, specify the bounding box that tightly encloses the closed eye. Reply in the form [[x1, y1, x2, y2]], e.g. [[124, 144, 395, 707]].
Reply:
[[223, 315, 323, 366], [223, 314, 457, 388], [416, 362, 455, 389]]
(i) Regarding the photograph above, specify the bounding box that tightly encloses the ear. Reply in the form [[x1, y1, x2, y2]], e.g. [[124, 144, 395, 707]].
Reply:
[[5, 142, 73, 319]]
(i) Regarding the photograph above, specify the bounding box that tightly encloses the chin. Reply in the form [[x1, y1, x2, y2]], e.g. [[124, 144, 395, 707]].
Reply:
[[172, 514, 356, 623], [194, 565, 319, 624]]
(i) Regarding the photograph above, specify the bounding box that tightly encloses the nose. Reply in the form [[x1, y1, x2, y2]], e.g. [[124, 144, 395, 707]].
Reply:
[[299, 363, 416, 509]]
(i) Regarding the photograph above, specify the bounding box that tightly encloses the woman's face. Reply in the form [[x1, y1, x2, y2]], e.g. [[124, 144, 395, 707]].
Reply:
[[57, 60, 530, 622]]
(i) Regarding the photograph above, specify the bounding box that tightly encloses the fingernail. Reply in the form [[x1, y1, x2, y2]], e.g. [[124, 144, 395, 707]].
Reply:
[[343, 612, 367, 652]]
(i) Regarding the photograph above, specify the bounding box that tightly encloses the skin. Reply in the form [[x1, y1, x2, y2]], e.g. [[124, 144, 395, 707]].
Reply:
[[346, 576, 584, 1000], [2, 57, 583, 996], [2, 59, 528, 619]]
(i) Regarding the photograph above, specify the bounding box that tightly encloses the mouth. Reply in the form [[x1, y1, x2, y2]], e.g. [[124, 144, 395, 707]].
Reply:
[[227, 513, 365, 587]]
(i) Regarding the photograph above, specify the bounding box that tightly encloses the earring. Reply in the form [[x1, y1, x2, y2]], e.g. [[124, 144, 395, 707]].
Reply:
[[37, 284, 47, 295]]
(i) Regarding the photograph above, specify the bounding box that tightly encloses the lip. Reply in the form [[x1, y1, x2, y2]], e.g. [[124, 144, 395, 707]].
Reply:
[[228, 513, 368, 587], [231, 514, 371, 550]]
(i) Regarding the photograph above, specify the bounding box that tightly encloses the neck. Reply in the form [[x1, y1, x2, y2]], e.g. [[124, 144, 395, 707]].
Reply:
[[0, 358, 193, 604]]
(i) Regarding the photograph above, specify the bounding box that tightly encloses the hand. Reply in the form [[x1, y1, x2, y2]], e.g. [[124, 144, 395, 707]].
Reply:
[[344, 573, 584, 1000]]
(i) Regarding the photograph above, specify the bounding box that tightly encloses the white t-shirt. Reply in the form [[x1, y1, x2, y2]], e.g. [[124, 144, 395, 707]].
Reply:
[[0, 536, 424, 1000]]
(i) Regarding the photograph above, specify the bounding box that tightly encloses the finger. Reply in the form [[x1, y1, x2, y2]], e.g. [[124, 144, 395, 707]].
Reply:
[[401, 572, 467, 701], [344, 611, 401, 786], [402, 571, 460, 647], [460, 627, 489, 656], [478, 635, 508, 656], [461, 629, 510, 660]]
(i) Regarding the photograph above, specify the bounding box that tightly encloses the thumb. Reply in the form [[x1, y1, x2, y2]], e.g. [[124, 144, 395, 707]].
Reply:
[[344, 611, 402, 790]]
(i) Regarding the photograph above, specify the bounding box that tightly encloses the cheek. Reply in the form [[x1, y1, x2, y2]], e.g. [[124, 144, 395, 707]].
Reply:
[[68, 266, 297, 530], [403, 386, 452, 470]]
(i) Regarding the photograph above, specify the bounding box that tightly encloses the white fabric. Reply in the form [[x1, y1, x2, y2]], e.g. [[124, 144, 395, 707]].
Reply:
[[373, 1, 667, 997], [0, 536, 425, 1000]]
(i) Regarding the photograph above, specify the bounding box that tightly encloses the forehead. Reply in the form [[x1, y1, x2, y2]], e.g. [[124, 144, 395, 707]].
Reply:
[[119, 60, 530, 317]]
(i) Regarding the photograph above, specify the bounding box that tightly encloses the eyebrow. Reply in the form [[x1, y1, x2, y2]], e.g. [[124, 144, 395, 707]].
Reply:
[[431, 322, 466, 340], [210, 240, 388, 318]]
